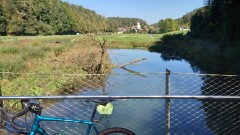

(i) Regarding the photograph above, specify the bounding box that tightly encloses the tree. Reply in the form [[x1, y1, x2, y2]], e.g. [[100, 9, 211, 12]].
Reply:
[[19, 0, 39, 35], [158, 18, 178, 33], [190, 8, 209, 37], [0, 0, 105, 35], [0, 4, 6, 35], [190, 0, 240, 45], [3, 0, 24, 35]]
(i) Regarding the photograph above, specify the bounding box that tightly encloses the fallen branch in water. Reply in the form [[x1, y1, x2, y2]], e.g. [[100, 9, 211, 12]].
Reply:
[[121, 67, 147, 78], [117, 58, 148, 68]]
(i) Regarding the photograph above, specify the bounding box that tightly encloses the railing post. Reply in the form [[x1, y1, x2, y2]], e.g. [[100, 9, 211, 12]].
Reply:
[[165, 69, 171, 135]]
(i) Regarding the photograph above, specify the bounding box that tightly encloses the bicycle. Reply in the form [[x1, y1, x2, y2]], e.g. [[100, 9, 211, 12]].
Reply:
[[0, 98, 135, 135]]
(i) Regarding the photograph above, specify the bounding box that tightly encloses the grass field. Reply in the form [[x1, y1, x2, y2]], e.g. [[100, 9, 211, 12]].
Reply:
[[107, 31, 189, 48], [0, 35, 111, 105], [0, 30, 189, 48], [0, 30, 188, 105]]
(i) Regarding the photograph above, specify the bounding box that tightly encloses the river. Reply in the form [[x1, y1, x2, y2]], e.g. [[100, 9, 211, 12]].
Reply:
[[105, 49, 214, 135], [39, 49, 224, 134]]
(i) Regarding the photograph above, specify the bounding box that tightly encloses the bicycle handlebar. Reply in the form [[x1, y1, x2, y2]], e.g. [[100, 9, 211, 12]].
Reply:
[[1, 106, 28, 131], [0, 100, 42, 131]]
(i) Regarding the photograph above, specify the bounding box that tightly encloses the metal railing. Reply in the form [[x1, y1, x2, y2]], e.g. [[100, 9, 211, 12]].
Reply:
[[0, 70, 240, 134]]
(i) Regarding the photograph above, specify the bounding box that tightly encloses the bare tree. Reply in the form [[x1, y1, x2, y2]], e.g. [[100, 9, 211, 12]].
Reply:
[[83, 15, 110, 74]]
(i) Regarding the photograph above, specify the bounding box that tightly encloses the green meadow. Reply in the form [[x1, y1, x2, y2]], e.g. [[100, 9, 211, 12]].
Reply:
[[0, 31, 188, 106], [107, 31, 187, 48], [0, 35, 111, 106]]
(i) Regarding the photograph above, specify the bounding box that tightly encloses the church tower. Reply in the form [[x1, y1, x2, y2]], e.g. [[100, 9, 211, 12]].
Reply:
[[136, 22, 141, 30]]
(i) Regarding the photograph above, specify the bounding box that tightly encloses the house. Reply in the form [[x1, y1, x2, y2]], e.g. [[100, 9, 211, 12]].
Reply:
[[117, 27, 126, 34], [117, 22, 143, 34], [179, 26, 190, 31]]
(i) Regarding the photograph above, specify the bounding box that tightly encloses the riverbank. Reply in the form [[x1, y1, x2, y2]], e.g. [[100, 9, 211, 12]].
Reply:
[[0, 35, 112, 106], [0, 31, 188, 104], [107, 31, 188, 49], [148, 33, 240, 74]]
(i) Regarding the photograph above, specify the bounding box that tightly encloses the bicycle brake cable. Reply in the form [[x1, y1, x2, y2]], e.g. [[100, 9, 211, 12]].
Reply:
[[25, 111, 33, 129]]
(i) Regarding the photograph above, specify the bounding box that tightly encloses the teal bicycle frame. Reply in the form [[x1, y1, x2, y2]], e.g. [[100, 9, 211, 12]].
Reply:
[[28, 104, 100, 135]]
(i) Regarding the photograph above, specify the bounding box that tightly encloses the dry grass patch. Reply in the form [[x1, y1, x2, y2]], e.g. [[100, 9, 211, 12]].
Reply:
[[57, 47, 112, 74]]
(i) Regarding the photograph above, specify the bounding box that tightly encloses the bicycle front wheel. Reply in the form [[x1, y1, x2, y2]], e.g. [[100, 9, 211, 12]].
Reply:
[[98, 127, 136, 135]]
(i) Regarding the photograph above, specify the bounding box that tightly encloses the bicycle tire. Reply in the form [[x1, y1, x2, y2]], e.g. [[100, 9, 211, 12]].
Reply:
[[98, 127, 136, 135]]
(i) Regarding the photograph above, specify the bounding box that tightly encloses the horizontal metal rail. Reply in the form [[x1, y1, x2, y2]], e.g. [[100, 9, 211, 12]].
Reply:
[[1, 95, 240, 100]]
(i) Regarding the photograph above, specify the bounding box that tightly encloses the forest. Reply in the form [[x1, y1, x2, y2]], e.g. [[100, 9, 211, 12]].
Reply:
[[148, 9, 199, 34], [0, 0, 151, 36], [150, 0, 240, 74], [191, 0, 240, 46], [0, 0, 108, 35], [0, 0, 195, 36]]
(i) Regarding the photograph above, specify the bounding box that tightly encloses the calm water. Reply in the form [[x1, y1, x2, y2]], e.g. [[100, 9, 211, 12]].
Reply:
[[110, 49, 194, 73], [106, 49, 214, 135], [41, 49, 215, 135]]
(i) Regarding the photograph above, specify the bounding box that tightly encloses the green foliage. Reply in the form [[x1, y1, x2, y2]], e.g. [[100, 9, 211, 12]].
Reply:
[[1, 72, 72, 97], [158, 18, 178, 33], [21, 46, 48, 60], [0, 4, 6, 35], [0, 0, 104, 35], [0, 45, 20, 54], [176, 8, 202, 29], [190, 8, 209, 38], [149, 31, 240, 74], [107, 32, 185, 48], [0, 36, 112, 101], [0, 58, 26, 80], [191, 0, 240, 45]]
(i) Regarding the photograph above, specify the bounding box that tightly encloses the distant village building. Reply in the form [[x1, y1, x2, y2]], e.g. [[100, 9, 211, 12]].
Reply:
[[133, 22, 142, 32], [136, 22, 142, 30], [117, 27, 126, 34], [179, 27, 190, 31], [117, 22, 142, 34]]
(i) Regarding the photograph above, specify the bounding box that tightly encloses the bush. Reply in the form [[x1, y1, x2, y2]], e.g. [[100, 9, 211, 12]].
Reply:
[[53, 46, 64, 57], [162, 33, 186, 44], [21, 46, 47, 60], [0, 45, 20, 54], [0, 58, 26, 80]]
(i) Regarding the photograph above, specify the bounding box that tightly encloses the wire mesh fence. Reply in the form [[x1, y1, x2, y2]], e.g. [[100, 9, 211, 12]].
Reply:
[[0, 71, 240, 135]]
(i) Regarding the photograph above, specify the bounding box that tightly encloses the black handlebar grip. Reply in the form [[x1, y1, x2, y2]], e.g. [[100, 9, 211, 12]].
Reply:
[[1, 107, 28, 131], [10, 117, 27, 131], [15, 107, 29, 118], [1, 107, 14, 118]]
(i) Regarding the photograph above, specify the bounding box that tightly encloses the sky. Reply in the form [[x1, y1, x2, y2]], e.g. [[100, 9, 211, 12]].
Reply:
[[63, 0, 204, 24]]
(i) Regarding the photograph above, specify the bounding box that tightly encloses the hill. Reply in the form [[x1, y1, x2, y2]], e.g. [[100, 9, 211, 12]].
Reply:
[[0, 0, 105, 35]]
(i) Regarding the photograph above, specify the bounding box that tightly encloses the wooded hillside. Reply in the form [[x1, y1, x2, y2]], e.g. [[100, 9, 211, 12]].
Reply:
[[0, 0, 150, 35], [0, 0, 105, 35]]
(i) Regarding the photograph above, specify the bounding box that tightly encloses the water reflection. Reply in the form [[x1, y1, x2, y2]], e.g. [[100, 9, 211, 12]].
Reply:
[[109, 49, 211, 134], [159, 49, 240, 135], [201, 76, 240, 134], [41, 49, 240, 135]]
